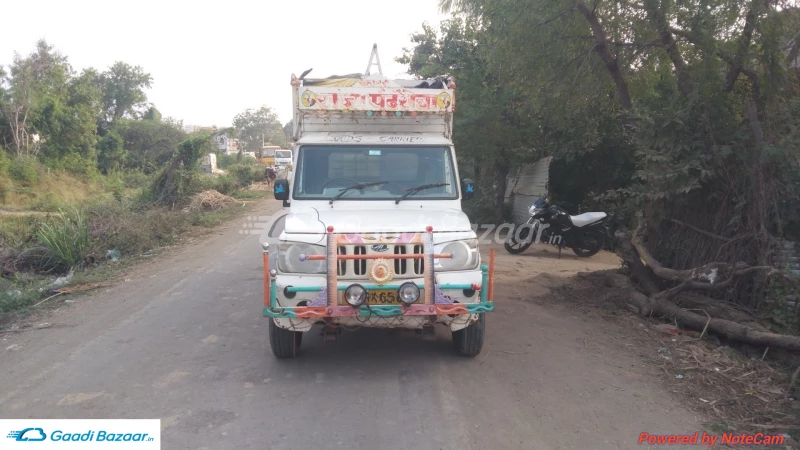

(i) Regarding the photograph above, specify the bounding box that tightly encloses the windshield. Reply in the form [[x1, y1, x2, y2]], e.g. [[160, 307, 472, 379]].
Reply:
[[276, 150, 291, 158], [292, 145, 458, 201]]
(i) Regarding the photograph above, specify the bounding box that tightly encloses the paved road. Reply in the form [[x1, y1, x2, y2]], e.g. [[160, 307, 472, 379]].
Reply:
[[1, 200, 702, 449]]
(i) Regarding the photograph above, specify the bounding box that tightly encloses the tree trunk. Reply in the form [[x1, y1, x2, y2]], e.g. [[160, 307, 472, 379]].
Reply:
[[645, 0, 694, 96], [575, 0, 633, 110]]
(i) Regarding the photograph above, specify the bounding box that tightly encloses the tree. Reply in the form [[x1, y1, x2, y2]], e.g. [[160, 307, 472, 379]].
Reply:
[[398, 17, 539, 223], [0, 40, 71, 157], [436, 0, 800, 313], [115, 117, 187, 173], [101, 62, 152, 126], [96, 130, 125, 173], [232, 106, 285, 152]]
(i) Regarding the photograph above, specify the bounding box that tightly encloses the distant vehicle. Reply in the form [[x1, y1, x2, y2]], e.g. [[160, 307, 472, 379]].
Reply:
[[274, 149, 292, 167], [260, 146, 281, 166], [243, 151, 257, 159]]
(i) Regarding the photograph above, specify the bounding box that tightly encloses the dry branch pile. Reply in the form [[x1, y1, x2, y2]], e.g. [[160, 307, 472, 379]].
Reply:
[[615, 223, 800, 353], [183, 190, 238, 213]]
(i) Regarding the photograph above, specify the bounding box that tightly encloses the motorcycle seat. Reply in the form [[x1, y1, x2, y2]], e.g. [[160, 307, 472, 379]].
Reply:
[[570, 212, 607, 227]]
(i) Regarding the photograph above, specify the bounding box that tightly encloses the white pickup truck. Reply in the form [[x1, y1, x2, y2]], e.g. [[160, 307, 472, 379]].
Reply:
[[261, 66, 494, 358]]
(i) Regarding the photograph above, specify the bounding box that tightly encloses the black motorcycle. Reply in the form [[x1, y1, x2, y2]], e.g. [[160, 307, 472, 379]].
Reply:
[[504, 197, 608, 257]]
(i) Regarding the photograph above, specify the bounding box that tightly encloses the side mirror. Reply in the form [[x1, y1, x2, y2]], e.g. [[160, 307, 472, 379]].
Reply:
[[461, 178, 475, 200], [274, 179, 289, 200]]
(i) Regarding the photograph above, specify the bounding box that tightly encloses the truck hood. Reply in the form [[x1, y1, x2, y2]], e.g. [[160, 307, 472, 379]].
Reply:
[[285, 208, 472, 234]]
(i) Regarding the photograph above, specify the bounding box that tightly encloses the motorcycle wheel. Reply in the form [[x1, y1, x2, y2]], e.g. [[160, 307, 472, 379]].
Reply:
[[504, 224, 534, 255], [572, 230, 604, 257]]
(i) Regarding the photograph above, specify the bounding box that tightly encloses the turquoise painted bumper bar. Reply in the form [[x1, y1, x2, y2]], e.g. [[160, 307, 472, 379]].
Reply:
[[285, 283, 476, 293], [263, 265, 493, 319]]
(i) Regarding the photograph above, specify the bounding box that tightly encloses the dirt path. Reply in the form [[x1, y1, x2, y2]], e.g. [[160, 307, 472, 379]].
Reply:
[[0, 199, 707, 449]]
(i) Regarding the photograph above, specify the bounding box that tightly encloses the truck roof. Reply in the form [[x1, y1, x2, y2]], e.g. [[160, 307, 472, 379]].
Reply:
[[296, 132, 452, 146], [291, 73, 455, 143]]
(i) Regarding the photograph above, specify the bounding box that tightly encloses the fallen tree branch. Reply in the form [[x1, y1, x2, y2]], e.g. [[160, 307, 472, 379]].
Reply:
[[625, 289, 800, 350], [612, 227, 793, 351]]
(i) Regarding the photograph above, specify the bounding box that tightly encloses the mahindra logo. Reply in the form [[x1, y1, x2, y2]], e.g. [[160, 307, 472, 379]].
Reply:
[[371, 244, 388, 252]]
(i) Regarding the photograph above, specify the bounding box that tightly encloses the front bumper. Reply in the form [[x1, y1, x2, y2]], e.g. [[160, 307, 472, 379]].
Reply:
[[261, 228, 495, 329], [262, 269, 494, 319]]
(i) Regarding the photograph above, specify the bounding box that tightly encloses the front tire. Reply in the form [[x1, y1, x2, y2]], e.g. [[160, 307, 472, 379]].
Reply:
[[269, 319, 302, 358], [452, 314, 485, 357], [504, 223, 534, 254]]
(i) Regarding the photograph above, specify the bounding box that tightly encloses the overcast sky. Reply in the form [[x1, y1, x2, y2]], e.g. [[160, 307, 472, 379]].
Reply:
[[1, 0, 447, 127]]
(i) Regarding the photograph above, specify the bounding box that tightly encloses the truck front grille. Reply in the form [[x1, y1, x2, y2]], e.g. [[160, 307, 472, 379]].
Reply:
[[336, 244, 424, 279]]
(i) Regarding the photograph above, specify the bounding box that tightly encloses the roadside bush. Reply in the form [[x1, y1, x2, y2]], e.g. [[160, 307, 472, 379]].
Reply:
[[0, 149, 10, 175], [87, 201, 189, 256], [37, 207, 90, 271], [103, 173, 125, 202], [121, 170, 151, 190], [8, 158, 41, 185], [0, 151, 10, 201], [217, 154, 237, 169], [30, 192, 66, 212], [0, 277, 41, 314], [190, 173, 236, 195], [229, 164, 264, 188]]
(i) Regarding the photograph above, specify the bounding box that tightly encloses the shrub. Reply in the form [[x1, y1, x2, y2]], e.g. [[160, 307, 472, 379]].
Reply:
[[121, 171, 151, 190], [37, 207, 90, 271], [0, 149, 10, 175], [229, 164, 264, 188], [86, 201, 189, 255], [8, 158, 40, 184], [217, 154, 237, 169]]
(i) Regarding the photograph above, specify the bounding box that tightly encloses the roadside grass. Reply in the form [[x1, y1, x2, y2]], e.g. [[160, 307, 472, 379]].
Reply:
[[0, 191, 270, 320]]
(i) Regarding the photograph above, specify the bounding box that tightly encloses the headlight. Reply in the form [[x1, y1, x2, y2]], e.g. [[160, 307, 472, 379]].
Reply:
[[278, 242, 326, 273], [435, 239, 480, 271], [529, 205, 541, 215], [345, 284, 367, 307], [397, 282, 420, 305]]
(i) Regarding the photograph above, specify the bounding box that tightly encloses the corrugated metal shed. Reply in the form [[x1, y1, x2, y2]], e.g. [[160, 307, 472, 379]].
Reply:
[[505, 156, 552, 224]]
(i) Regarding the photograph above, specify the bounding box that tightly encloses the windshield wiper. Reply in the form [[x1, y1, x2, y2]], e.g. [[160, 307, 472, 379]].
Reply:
[[395, 183, 449, 204], [329, 181, 388, 205]]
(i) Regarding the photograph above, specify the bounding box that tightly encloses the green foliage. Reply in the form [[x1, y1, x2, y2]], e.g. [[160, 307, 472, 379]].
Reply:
[[37, 207, 90, 271], [97, 131, 126, 173], [232, 106, 286, 152], [149, 133, 213, 206], [114, 117, 186, 173], [399, 17, 541, 223], [0, 148, 10, 174], [101, 61, 153, 125], [8, 157, 40, 184], [217, 153, 237, 168], [228, 163, 264, 188], [0, 276, 43, 314], [191, 173, 236, 195]]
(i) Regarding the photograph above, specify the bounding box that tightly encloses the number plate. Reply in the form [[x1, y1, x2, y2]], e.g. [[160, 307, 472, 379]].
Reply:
[[341, 290, 400, 305]]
